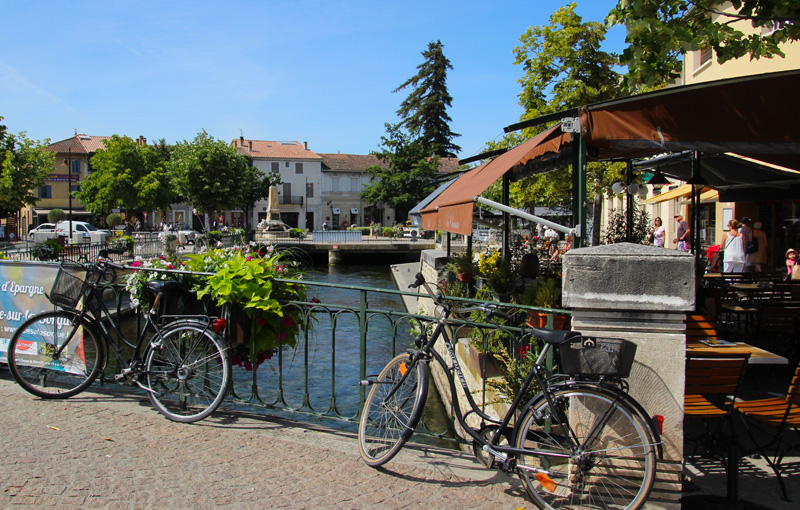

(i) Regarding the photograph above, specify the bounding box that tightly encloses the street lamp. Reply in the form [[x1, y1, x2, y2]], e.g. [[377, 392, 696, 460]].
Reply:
[[63, 147, 73, 243]]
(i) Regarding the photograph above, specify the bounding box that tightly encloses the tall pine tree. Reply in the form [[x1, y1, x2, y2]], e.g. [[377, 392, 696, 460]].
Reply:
[[394, 40, 461, 158]]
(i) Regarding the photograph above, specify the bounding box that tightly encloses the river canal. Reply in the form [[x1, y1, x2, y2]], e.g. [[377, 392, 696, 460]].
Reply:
[[224, 262, 453, 440]]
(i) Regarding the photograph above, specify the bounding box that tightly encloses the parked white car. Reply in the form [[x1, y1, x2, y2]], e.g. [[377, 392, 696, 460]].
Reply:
[[55, 221, 111, 242], [28, 223, 56, 240]]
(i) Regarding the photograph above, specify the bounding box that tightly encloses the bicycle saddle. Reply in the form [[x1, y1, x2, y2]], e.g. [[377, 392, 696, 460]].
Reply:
[[147, 280, 187, 294], [529, 327, 581, 345]]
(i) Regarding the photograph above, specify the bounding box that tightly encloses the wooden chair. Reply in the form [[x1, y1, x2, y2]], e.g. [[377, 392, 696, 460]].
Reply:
[[734, 362, 800, 502], [685, 314, 718, 342], [684, 353, 750, 457]]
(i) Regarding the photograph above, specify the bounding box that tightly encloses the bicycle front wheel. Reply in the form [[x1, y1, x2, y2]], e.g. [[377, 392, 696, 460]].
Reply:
[[145, 322, 230, 423], [8, 311, 104, 399], [358, 352, 429, 466], [514, 387, 656, 510]]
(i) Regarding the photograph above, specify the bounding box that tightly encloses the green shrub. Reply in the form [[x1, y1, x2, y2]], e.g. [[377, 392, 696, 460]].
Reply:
[[108, 235, 134, 251], [47, 209, 65, 224], [289, 228, 306, 239], [106, 213, 122, 229], [31, 240, 62, 261]]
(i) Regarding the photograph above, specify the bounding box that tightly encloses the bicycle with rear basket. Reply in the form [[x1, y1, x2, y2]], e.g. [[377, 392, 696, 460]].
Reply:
[[358, 273, 663, 510], [6, 250, 231, 423]]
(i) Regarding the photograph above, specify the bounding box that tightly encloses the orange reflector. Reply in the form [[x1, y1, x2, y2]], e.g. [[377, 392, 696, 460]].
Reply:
[[536, 472, 557, 493], [399, 362, 408, 376]]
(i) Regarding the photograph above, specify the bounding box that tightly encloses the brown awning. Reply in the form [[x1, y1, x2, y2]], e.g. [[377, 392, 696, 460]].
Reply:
[[578, 70, 800, 167], [420, 124, 571, 235]]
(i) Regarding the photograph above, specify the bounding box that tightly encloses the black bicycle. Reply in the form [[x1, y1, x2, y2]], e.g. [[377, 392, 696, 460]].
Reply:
[[7, 250, 231, 423], [358, 273, 662, 510]]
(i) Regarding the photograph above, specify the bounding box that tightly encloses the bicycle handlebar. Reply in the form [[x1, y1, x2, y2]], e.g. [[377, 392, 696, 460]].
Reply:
[[409, 272, 513, 322]]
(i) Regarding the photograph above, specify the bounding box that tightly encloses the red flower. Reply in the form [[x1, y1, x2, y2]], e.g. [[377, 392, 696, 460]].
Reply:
[[281, 315, 295, 328], [256, 317, 267, 327]]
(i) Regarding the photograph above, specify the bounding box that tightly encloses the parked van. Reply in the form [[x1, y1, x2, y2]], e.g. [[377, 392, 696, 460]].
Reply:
[[55, 221, 110, 243]]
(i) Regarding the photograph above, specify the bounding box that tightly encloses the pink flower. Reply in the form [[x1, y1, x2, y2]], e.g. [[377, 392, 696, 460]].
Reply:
[[131, 261, 142, 268]]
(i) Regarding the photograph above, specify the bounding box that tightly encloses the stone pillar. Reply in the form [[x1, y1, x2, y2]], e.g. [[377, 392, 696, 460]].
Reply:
[[562, 243, 694, 509], [328, 249, 343, 266]]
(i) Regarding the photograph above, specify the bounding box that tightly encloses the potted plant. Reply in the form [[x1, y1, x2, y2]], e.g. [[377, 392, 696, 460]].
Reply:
[[519, 278, 570, 330], [107, 235, 134, 254], [31, 240, 62, 261], [478, 250, 515, 300], [446, 251, 475, 282]]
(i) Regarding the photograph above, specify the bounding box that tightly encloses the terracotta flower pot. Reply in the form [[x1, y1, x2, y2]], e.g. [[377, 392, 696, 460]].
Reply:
[[526, 311, 570, 330], [457, 271, 474, 283]]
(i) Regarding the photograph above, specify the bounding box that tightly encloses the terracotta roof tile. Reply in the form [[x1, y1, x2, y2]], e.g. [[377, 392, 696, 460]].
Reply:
[[319, 153, 460, 174], [233, 139, 322, 160], [48, 135, 113, 154]]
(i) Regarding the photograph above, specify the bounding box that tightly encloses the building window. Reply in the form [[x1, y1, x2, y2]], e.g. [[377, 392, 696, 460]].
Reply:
[[271, 162, 279, 173], [331, 176, 339, 192], [697, 47, 712, 70], [295, 162, 304, 174], [71, 185, 80, 193], [38, 185, 52, 198], [306, 182, 314, 198], [285, 161, 290, 168], [72, 160, 80, 173], [350, 177, 359, 192]]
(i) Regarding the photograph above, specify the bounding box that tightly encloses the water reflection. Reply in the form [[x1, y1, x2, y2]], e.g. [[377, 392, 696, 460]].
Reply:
[[229, 264, 417, 420]]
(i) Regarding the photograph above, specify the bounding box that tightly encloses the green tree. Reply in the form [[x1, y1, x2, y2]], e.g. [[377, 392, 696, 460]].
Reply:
[[169, 131, 254, 217], [76, 134, 174, 218], [394, 40, 461, 158], [361, 123, 442, 222], [483, 4, 627, 244], [608, 0, 800, 89], [0, 118, 55, 218]]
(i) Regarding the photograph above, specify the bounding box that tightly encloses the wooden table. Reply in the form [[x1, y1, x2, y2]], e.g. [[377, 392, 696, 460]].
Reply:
[[687, 340, 788, 365]]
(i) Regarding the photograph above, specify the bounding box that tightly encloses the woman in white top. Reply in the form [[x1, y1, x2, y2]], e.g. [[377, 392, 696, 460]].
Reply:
[[651, 217, 665, 247], [720, 219, 746, 273]]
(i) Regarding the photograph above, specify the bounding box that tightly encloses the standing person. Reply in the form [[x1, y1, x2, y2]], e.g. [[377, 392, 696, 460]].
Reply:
[[748, 221, 768, 272], [651, 217, 666, 248], [720, 219, 746, 273], [740, 217, 753, 270], [673, 215, 691, 252]]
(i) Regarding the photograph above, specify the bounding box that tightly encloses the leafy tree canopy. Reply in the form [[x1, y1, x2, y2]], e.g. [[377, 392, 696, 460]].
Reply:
[[76, 134, 174, 217], [0, 117, 55, 218], [608, 0, 800, 89], [361, 123, 442, 221], [500, 4, 626, 207], [394, 40, 461, 158], [169, 131, 254, 216]]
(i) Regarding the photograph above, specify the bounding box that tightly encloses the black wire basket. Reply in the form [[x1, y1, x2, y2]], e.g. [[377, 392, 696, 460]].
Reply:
[[49, 269, 87, 311], [558, 336, 637, 378]]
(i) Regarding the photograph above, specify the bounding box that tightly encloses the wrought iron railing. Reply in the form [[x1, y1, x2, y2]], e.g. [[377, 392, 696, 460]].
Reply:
[[118, 271, 568, 440]]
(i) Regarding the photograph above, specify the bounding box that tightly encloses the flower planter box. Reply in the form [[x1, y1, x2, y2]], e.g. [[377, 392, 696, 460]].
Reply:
[[466, 343, 504, 379]]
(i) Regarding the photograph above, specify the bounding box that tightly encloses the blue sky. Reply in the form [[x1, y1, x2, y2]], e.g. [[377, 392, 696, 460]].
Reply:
[[1, 0, 624, 160]]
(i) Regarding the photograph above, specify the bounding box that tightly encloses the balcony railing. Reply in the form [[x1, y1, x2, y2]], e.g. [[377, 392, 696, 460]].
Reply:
[[279, 195, 304, 206]]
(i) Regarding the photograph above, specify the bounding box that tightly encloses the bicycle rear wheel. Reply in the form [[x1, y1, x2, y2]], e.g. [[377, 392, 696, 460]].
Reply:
[[514, 386, 656, 510], [358, 352, 429, 466], [7, 311, 104, 398], [145, 322, 230, 423]]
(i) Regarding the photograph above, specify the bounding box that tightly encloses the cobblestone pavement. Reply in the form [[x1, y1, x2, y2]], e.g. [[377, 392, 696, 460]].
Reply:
[[0, 373, 531, 510]]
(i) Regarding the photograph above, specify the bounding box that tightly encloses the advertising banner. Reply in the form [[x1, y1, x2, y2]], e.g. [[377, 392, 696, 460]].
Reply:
[[0, 261, 62, 364]]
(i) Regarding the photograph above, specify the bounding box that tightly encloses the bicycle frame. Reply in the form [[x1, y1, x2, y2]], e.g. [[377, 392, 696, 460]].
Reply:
[[402, 283, 661, 470], [65, 266, 217, 383]]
